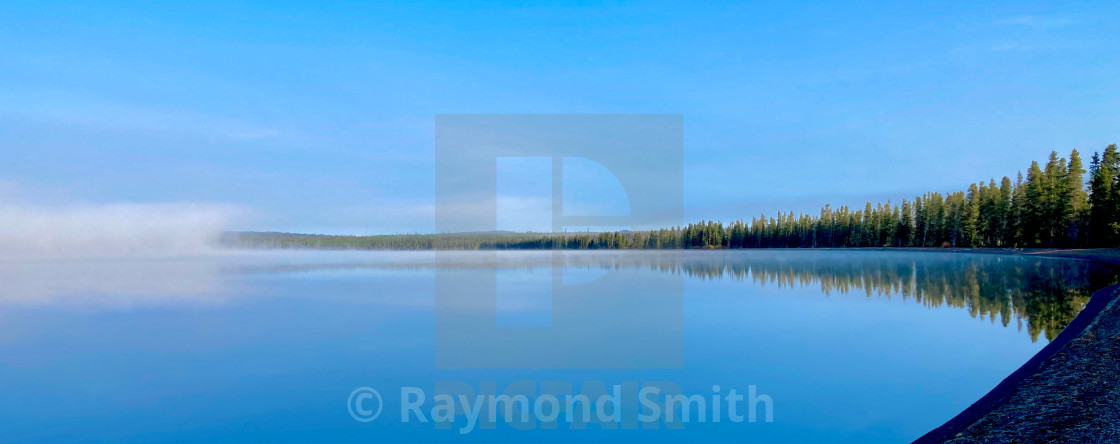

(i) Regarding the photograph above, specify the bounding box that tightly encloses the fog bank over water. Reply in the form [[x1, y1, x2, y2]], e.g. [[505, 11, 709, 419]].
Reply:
[[0, 202, 245, 259]]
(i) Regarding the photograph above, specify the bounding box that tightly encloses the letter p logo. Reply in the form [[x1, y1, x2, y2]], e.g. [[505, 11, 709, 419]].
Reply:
[[434, 114, 684, 369]]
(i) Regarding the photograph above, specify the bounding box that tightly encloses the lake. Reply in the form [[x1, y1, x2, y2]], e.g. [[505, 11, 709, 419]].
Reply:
[[0, 250, 1113, 442]]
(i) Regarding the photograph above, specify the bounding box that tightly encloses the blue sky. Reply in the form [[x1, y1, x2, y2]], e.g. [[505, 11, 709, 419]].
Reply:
[[2, 1, 1119, 234]]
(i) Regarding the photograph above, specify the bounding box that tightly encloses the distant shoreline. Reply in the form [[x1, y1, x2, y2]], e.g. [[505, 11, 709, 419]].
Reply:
[[224, 232, 1120, 256]]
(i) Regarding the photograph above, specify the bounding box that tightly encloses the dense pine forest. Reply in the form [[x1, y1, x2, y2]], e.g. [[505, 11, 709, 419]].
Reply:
[[231, 144, 1120, 250]]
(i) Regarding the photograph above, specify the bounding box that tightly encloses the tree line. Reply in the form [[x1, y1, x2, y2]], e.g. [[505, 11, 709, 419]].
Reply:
[[666, 145, 1118, 249], [230, 144, 1120, 250]]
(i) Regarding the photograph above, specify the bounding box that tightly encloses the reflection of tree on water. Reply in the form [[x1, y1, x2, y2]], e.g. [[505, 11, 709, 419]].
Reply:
[[227, 250, 1117, 343], [645, 253, 1116, 343]]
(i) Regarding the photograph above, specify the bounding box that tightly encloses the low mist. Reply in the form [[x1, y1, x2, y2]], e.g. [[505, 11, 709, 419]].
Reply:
[[0, 202, 245, 259]]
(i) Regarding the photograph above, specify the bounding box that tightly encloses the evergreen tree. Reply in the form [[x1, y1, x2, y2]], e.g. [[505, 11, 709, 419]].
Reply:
[[1065, 150, 1088, 246], [998, 177, 1013, 246], [964, 183, 981, 247], [1089, 145, 1120, 247], [1023, 162, 1046, 246]]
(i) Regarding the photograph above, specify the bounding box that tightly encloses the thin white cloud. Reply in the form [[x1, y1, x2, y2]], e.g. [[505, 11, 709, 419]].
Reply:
[[996, 15, 1075, 29], [0, 90, 295, 142], [988, 42, 1061, 52]]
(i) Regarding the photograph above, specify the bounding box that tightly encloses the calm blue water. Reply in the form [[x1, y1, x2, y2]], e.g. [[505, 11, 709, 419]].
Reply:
[[0, 250, 1112, 442]]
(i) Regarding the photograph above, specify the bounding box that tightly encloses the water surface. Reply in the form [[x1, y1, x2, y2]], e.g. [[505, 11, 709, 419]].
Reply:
[[0, 250, 1113, 442]]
